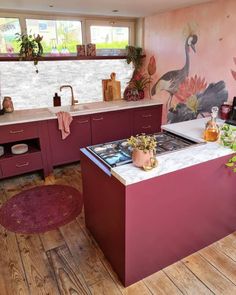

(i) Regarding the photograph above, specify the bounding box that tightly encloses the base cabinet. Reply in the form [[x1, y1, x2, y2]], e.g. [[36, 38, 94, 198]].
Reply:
[[91, 110, 132, 145], [0, 104, 162, 178], [133, 106, 162, 135], [0, 121, 48, 179], [48, 115, 91, 166]]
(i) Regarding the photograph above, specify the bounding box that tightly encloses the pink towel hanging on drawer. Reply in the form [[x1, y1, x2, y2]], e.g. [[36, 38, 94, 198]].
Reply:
[[56, 111, 73, 140]]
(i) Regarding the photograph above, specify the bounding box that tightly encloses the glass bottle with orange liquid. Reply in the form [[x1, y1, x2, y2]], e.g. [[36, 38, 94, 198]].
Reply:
[[203, 106, 220, 142]]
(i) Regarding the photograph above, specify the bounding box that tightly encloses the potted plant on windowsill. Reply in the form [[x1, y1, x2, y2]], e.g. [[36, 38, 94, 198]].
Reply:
[[15, 32, 43, 73], [127, 134, 158, 171]]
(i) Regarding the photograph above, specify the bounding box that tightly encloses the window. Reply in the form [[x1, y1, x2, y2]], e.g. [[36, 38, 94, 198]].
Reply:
[[0, 17, 21, 54], [86, 20, 134, 53], [26, 19, 82, 54], [90, 26, 129, 49]]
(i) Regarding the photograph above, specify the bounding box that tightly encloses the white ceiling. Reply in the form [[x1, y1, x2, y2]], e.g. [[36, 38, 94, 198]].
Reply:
[[0, 0, 213, 18]]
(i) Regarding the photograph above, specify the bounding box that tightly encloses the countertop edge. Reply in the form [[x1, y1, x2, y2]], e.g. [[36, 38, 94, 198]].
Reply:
[[0, 99, 163, 126]]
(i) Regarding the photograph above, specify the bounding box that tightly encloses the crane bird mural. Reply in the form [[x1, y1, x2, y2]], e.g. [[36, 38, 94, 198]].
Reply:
[[151, 34, 198, 107], [151, 34, 228, 123]]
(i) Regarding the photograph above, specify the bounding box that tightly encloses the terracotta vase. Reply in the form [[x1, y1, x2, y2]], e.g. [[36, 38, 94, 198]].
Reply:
[[132, 149, 155, 168]]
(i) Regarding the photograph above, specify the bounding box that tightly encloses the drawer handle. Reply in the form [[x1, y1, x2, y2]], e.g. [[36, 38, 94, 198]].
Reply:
[[142, 125, 152, 129], [93, 117, 104, 121], [142, 114, 152, 118], [16, 162, 29, 168], [10, 129, 24, 134], [77, 120, 89, 124]]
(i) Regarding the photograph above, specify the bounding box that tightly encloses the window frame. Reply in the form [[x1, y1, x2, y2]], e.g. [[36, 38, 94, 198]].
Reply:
[[0, 11, 136, 57]]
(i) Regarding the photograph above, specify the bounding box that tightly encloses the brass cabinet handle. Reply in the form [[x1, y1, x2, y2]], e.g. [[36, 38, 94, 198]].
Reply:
[[77, 120, 89, 124], [142, 125, 152, 129], [16, 162, 29, 168], [142, 114, 152, 118], [10, 129, 24, 134], [92, 117, 104, 121]]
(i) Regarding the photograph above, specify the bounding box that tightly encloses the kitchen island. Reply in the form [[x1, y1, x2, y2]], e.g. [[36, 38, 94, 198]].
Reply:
[[80, 117, 236, 286]]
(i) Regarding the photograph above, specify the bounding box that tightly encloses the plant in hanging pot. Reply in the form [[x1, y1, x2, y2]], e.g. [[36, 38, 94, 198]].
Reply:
[[127, 134, 158, 171], [15, 32, 43, 73]]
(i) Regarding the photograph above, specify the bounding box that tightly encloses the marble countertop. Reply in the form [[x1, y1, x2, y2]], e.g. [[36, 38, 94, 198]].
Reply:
[[0, 99, 163, 126], [111, 117, 234, 186]]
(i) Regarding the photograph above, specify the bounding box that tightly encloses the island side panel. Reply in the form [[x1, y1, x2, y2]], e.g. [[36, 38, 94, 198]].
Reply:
[[80, 149, 126, 283], [125, 154, 236, 286]]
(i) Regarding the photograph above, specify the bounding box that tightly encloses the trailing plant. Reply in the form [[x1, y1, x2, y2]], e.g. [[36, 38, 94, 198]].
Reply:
[[220, 123, 236, 172], [15, 32, 43, 73], [126, 45, 143, 74], [127, 134, 157, 153]]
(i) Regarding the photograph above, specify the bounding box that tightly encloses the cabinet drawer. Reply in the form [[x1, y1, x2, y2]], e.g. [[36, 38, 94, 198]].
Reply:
[[0, 122, 39, 144], [1, 152, 43, 178], [133, 107, 161, 135]]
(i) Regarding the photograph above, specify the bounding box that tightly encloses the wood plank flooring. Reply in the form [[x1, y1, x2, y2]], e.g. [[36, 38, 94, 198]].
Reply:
[[0, 163, 236, 295]]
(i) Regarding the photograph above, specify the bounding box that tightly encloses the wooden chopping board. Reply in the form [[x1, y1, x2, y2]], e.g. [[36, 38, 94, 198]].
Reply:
[[102, 72, 121, 101]]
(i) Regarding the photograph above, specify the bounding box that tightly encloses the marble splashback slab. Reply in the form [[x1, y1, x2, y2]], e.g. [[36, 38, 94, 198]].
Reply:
[[0, 59, 133, 110]]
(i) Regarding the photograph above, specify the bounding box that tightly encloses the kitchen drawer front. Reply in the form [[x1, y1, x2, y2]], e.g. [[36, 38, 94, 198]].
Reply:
[[0, 122, 39, 144], [133, 107, 162, 135], [1, 152, 43, 178]]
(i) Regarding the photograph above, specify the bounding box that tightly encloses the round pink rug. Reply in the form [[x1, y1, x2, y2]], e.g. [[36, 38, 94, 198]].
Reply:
[[0, 185, 83, 234]]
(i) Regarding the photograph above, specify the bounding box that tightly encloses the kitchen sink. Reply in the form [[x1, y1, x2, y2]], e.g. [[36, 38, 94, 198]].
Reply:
[[48, 104, 89, 114]]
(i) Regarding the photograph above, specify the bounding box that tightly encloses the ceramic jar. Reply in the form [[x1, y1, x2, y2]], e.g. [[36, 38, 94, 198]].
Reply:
[[2, 96, 14, 113], [132, 149, 157, 169]]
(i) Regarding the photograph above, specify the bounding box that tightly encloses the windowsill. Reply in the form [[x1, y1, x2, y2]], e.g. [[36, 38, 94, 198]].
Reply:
[[0, 54, 143, 62]]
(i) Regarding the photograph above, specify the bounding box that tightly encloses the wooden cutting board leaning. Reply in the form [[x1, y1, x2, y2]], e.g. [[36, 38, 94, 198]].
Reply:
[[102, 72, 121, 101]]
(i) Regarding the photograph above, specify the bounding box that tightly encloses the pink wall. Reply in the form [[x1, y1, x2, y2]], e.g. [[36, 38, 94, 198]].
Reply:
[[144, 0, 236, 121]]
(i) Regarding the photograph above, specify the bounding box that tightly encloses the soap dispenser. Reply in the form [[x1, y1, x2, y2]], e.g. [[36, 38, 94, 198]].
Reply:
[[53, 93, 61, 107]]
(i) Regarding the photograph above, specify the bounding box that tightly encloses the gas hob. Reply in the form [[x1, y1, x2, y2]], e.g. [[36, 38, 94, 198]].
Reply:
[[87, 132, 203, 168]]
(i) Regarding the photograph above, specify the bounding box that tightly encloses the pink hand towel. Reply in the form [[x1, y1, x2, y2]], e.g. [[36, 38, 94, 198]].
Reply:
[[56, 111, 73, 140]]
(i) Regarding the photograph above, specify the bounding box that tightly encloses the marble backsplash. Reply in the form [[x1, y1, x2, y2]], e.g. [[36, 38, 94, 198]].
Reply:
[[0, 59, 133, 110]]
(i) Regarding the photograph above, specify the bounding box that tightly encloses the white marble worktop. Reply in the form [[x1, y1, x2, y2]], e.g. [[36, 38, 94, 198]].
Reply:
[[0, 99, 162, 126], [111, 118, 234, 186]]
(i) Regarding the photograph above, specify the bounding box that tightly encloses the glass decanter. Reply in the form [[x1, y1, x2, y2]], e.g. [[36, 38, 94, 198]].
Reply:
[[204, 106, 220, 142]]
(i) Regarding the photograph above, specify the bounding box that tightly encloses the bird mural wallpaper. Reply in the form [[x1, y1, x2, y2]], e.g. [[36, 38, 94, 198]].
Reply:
[[149, 33, 228, 123]]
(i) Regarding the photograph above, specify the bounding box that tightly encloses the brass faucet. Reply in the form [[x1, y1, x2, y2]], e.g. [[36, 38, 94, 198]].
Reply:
[[59, 85, 78, 106]]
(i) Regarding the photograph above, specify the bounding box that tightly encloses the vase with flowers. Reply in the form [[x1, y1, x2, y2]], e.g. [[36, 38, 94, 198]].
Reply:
[[127, 134, 158, 170], [124, 72, 150, 101]]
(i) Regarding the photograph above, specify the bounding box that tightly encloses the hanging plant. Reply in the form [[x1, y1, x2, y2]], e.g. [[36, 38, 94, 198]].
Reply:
[[126, 45, 143, 76], [15, 33, 43, 73]]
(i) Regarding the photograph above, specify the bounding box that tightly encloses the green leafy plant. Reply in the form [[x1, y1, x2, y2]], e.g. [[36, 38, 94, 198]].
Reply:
[[220, 124, 236, 150], [220, 123, 236, 172], [15, 32, 43, 73], [127, 134, 157, 153], [126, 46, 143, 73], [129, 72, 150, 91], [225, 155, 236, 172]]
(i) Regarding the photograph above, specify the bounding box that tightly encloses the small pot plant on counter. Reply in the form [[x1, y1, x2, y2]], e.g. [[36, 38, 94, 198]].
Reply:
[[127, 134, 158, 171], [15, 32, 43, 73]]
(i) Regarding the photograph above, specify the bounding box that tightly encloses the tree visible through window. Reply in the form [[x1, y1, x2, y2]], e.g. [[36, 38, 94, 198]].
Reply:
[[90, 26, 129, 49], [26, 19, 82, 54], [0, 17, 21, 54]]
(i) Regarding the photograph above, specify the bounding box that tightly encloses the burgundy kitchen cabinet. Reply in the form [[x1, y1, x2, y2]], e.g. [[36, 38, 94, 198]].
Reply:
[[91, 110, 132, 145], [0, 121, 49, 179], [48, 115, 91, 166], [133, 105, 162, 135]]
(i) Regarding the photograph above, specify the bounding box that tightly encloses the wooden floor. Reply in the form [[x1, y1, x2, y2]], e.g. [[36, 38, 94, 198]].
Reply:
[[0, 164, 236, 295]]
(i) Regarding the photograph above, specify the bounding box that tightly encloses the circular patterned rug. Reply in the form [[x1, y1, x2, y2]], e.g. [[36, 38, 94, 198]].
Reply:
[[0, 185, 83, 234]]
